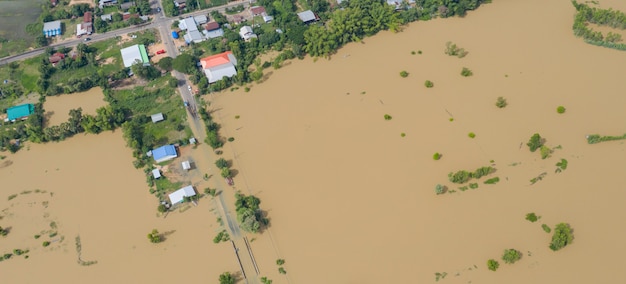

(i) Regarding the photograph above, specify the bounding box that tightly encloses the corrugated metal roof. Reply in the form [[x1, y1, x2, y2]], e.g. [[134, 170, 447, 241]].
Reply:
[[7, 104, 34, 121]]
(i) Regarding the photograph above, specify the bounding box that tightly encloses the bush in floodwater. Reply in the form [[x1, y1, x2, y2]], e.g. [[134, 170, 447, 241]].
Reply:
[[542, 224, 551, 233], [487, 259, 499, 271], [424, 80, 434, 88], [550, 223, 573, 251], [525, 213, 539, 222], [400, 71, 409, 78], [384, 114, 392, 120], [433, 152, 442, 160], [435, 184, 446, 195], [556, 106, 566, 114], [502, 249, 522, 264], [495, 97, 507, 108], [461, 67, 473, 77]]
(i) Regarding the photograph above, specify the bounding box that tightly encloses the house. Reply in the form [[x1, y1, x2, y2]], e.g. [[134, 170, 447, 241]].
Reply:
[[99, 0, 117, 8], [101, 14, 113, 21], [203, 21, 224, 39], [174, 0, 186, 9], [193, 15, 208, 25], [49, 52, 65, 65], [200, 51, 238, 84], [120, 1, 135, 11], [239, 26, 257, 41], [168, 185, 196, 204], [184, 30, 205, 44], [151, 113, 164, 123], [297, 10, 319, 24], [6, 104, 35, 121], [43, 20, 62, 37], [122, 12, 139, 21], [151, 144, 178, 163], [76, 22, 93, 37], [84, 12, 93, 23], [250, 6, 266, 17], [178, 17, 198, 31], [120, 44, 150, 68], [263, 15, 273, 23], [152, 169, 162, 179], [182, 160, 191, 170]]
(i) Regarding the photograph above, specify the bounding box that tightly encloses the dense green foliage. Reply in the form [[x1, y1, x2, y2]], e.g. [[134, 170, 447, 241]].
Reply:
[[213, 230, 230, 243], [424, 80, 434, 88], [198, 106, 223, 149], [460, 67, 473, 77], [448, 166, 494, 184], [147, 229, 162, 243], [433, 152, 441, 160], [0, 226, 8, 237], [572, 1, 626, 51], [527, 133, 544, 152], [435, 184, 445, 195], [495, 97, 507, 108], [555, 158, 568, 173], [502, 249, 522, 264], [586, 133, 626, 144], [542, 224, 551, 233], [444, 42, 468, 58], [215, 158, 229, 169], [276, 259, 286, 265], [487, 259, 499, 271], [235, 193, 266, 233], [219, 272, 236, 284], [525, 213, 539, 223], [556, 106, 566, 114], [550, 223, 573, 251], [483, 177, 499, 184]]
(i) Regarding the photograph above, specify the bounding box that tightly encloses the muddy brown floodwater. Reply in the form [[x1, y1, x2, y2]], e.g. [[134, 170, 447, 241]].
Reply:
[[44, 87, 108, 127]]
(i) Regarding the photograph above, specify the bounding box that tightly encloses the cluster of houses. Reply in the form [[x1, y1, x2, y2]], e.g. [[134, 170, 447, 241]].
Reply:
[[149, 142, 198, 206]]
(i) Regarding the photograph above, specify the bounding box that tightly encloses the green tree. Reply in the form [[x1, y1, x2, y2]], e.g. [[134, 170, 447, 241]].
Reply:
[[168, 77, 178, 88], [172, 54, 196, 74], [219, 272, 236, 284], [550, 223, 573, 251], [495, 97, 507, 108], [487, 259, 499, 271], [502, 249, 522, 264], [527, 133, 544, 152], [147, 229, 162, 243], [525, 213, 539, 223], [215, 158, 229, 169], [221, 167, 231, 178], [158, 57, 173, 71], [435, 184, 445, 195]]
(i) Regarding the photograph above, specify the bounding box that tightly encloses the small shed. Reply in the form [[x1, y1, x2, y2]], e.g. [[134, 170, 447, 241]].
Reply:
[[182, 160, 191, 170], [151, 113, 164, 123], [189, 137, 197, 144], [152, 169, 162, 179], [168, 185, 196, 204]]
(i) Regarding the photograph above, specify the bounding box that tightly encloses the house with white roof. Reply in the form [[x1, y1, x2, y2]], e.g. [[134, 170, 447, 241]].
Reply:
[[239, 26, 257, 41], [168, 185, 196, 204]]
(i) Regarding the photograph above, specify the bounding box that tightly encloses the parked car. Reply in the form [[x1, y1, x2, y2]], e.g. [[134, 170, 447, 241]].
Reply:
[[84, 37, 91, 42], [156, 49, 166, 55], [157, 7, 161, 12]]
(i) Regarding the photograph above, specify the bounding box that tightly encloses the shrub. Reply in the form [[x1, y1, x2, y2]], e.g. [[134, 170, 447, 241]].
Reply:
[[527, 133, 544, 152], [147, 229, 162, 243], [278, 267, 287, 274], [260, 277, 273, 284], [157, 204, 167, 213], [219, 272, 236, 284], [502, 249, 522, 264], [424, 80, 434, 88], [555, 159, 568, 173], [433, 152, 442, 160], [487, 259, 499, 271], [228, 137, 235, 142], [42, 241, 50, 247], [418, 50, 422, 54], [460, 67, 473, 77], [483, 177, 500, 184], [400, 133, 406, 137], [221, 167, 231, 178], [213, 230, 230, 243], [495, 97, 507, 108], [556, 106, 566, 114], [384, 114, 392, 120], [0, 226, 7, 236], [448, 170, 471, 184], [468, 132, 476, 138], [435, 184, 446, 195], [444, 42, 468, 58], [550, 223, 573, 251], [215, 158, 229, 169], [400, 71, 409, 78], [411, 51, 416, 55], [235, 115, 240, 119], [586, 133, 626, 144], [540, 145, 552, 159], [542, 224, 551, 233], [276, 259, 285, 265], [525, 213, 539, 222], [469, 183, 479, 189]]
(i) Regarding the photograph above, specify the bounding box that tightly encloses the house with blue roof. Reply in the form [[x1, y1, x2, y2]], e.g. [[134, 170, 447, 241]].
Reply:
[[152, 145, 178, 163], [7, 104, 35, 121], [43, 20, 62, 37]]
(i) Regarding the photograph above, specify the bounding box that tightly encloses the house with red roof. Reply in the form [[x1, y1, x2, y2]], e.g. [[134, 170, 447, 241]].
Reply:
[[203, 21, 224, 39], [49, 52, 65, 66], [250, 6, 266, 17], [200, 51, 238, 84], [84, 12, 93, 23]]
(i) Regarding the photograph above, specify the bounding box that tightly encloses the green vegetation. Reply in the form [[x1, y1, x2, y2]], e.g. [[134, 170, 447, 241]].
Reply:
[[147, 229, 162, 243], [495, 97, 508, 108], [219, 272, 236, 284], [483, 177, 500, 184], [502, 249, 522, 264], [0, 226, 8, 236], [586, 133, 626, 144], [433, 152, 442, 160], [434, 272, 448, 282], [542, 224, 552, 233], [204, 188, 218, 197], [527, 133, 544, 152], [550, 223, 574, 251], [75, 235, 98, 266], [213, 230, 230, 243], [468, 132, 476, 138], [384, 114, 393, 120], [7, 194, 18, 201], [435, 184, 446, 195], [468, 183, 478, 189], [530, 172, 547, 185], [278, 267, 287, 274], [400, 71, 409, 78], [444, 42, 468, 58], [215, 158, 229, 169], [555, 158, 568, 173], [572, 1, 626, 51], [400, 132, 406, 137], [221, 167, 232, 179], [235, 193, 267, 233], [424, 80, 434, 88], [42, 241, 50, 247], [276, 259, 286, 265], [525, 213, 539, 223], [540, 145, 552, 159], [198, 106, 224, 149], [487, 259, 499, 271], [260, 277, 273, 284], [460, 67, 473, 77], [556, 106, 566, 114], [448, 166, 495, 184]]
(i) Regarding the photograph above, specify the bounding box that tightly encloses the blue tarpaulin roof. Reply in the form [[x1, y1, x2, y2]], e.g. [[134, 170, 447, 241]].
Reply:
[[7, 104, 34, 120]]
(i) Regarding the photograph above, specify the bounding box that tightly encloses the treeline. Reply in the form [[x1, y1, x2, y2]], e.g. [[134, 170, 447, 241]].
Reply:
[[198, 106, 223, 149], [572, 1, 626, 50]]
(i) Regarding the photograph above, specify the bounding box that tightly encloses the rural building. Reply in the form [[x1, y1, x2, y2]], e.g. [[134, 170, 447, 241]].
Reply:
[[182, 160, 191, 170], [263, 15, 273, 23], [101, 14, 113, 21], [297, 10, 319, 24], [99, 0, 117, 8], [239, 26, 257, 41], [203, 22, 224, 39], [120, 1, 135, 11], [184, 30, 205, 44], [122, 12, 139, 21], [7, 104, 35, 121], [43, 20, 62, 37], [174, 0, 186, 8], [152, 169, 161, 179], [151, 113, 164, 123], [49, 52, 65, 65], [193, 15, 208, 25], [151, 144, 178, 163], [178, 17, 198, 31], [250, 6, 266, 17], [200, 51, 238, 84], [120, 44, 150, 68], [76, 22, 93, 37], [84, 12, 93, 23], [168, 185, 196, 204]]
